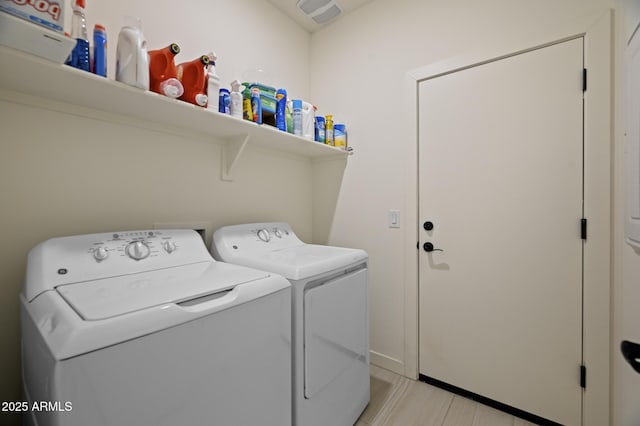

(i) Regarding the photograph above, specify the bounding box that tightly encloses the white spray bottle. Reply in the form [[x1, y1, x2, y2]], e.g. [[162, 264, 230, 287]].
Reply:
[[206, 52, 220, 111], [229, 80, 245, 119]]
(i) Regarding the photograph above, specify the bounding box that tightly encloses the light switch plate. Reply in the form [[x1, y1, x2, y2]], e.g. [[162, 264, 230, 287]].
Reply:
[[388, 210, 401, 228]]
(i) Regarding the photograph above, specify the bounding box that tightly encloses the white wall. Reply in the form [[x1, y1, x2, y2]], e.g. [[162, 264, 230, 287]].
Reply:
[[0, 2, 311, 424], [613, 1, 640, 424]]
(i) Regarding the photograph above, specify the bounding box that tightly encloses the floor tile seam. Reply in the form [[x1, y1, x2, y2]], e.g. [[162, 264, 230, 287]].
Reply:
[[439, 393, 457, 426], [371, 376, 413, 425]]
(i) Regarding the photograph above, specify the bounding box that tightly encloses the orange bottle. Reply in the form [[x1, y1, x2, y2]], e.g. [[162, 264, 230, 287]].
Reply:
[[177, 55, 210, 107], [148, 43, 181, 96]]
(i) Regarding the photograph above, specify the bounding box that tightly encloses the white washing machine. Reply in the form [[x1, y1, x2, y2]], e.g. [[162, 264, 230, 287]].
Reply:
[[211, 223, 369, 426], [21, 229, 291, 426]]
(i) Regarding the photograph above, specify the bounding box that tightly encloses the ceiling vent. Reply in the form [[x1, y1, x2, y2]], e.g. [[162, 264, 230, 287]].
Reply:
[[296, 0, 342, 24]]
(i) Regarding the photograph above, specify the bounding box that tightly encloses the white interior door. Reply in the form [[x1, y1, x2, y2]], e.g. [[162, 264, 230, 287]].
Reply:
[[418, 38, 584, 425]]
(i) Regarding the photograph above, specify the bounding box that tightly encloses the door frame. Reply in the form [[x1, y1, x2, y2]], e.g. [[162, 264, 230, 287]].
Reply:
[[401, 9, 611, 426]]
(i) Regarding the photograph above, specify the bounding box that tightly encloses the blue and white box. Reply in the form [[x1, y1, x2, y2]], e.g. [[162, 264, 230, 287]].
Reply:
[[1, 0, 65, 33]]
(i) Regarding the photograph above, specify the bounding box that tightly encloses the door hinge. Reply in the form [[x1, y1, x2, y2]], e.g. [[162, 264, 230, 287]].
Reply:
[[580, 365, 587, 388], [581, 218, 587, 240], [583, 68, 587, 92]]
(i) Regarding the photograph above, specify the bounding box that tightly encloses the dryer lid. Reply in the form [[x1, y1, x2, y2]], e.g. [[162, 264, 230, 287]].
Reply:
[[228, 244, 367, 280], [211, 222, 368, 280], [56, 261, 270, 320]]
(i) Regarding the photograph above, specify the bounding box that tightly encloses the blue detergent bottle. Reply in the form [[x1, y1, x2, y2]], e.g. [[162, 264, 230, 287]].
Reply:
[[93, 24, 107, 77], [219, 89, 230, 114], [67, 0, 90, 72]]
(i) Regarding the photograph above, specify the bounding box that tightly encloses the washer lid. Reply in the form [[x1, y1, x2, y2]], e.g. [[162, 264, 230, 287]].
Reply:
[[56, 261, 270, 320]]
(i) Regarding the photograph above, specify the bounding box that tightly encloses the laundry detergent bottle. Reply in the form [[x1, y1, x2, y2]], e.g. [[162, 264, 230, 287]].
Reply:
[[148, 43, 183, 98], [115, 17, 149, 90], [177, 55, 210, 107]]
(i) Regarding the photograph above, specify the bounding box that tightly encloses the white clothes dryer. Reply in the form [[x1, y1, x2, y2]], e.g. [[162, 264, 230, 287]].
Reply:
[[211, 223, 369, 426], [21, 229, 291, 426]]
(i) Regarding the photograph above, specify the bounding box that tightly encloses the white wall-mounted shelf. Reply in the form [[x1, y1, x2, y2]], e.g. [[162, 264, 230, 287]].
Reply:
[[0, 45, 347, 181]]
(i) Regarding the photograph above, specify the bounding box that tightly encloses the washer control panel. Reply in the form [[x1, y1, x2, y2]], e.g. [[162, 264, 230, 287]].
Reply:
[[24, 229, 214, 301], [87, 230, 185, 263]]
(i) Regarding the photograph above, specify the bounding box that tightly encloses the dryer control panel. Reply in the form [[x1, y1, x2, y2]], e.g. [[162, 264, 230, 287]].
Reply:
[[212, 222, 304, 259], [254, 225, 293, 244], [24, 229, 213, 302], [212, 222, 369, 281]]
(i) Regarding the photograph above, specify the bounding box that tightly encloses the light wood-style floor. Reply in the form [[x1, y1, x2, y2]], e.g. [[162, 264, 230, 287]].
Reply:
[[356, 365, 540, 426]]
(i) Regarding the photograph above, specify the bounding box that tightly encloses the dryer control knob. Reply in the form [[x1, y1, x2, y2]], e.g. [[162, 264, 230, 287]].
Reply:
[[273, 228, 282, 238], [257, 229, 271, 242], [126, 241, 150, 260], [93, 246, 109, 261], [163, 241, 177, 253]]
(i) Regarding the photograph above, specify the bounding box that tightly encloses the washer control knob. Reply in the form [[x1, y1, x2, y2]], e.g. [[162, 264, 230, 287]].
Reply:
[[257, 229, 271, 242], [273, 228, 282, 238], [163, 241, 177, 253], [126, 241, 150, 260], [93, 246, 109, 261]]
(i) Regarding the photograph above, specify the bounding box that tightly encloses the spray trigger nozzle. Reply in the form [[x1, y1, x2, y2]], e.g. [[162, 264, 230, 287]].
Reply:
[[230, 79, 245, 93], [207, 51, 217, 67]]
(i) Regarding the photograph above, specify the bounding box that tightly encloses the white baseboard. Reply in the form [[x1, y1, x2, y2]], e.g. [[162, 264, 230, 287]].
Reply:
[[370, 350, 404, 376]]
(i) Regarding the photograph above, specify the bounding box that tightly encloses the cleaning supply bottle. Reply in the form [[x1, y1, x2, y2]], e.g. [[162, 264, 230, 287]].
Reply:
[[229, 80, 244, 119], [242, 87, 253, 121], [148, 43, 183, 97], [286, 100, 293, 133], [219, 89, 230, 114], [67, 0, 90, 72], [206, 52, 220, 111], [92, 24, 107, 77], [115, 17, 149, 90], [325, 114, 334, 146], [251, 87, 262, 124], [177, 55, 210, 107], [302, 102, 315, 140], [292, 100, 303, 136], [334, 123, 347, 149], [275, 89, 287, 131], [315, 116, 325, 143]]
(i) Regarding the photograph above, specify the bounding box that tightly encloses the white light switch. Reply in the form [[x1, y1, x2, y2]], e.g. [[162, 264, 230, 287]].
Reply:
[[388, 210, 401, 228]]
